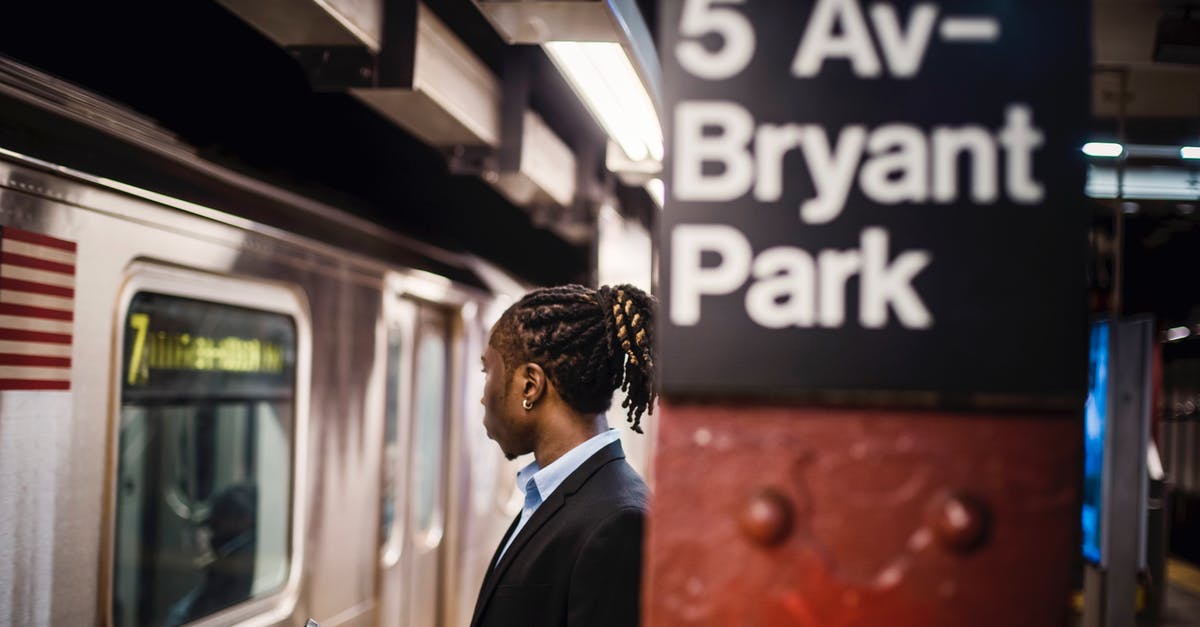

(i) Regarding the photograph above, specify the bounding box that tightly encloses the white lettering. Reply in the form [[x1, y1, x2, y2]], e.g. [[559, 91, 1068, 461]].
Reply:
[[792, 0, 881, 78], [859, 228, 932, 328], [754, 124, 806, 202], [869, 3, 938, 78], [671, 224, 753, 326], [997, 104, 1045, 203], [860, 124, 928, 204], [670, 101, 1047, 218], [818, 248, 862, 327], [932, 126, 998, 203], [800, 125, 867, 224], [672, 225, 933, 329], [676, 0, 757, 80], [674, 101, 756, 201], [745, 247, 816, 328]]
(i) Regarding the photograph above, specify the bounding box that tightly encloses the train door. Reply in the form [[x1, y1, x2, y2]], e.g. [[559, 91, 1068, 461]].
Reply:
[[377, 289, 454, 627]]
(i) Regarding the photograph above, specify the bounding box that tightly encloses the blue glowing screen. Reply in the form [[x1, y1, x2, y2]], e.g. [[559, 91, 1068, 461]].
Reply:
[[1082, 320, 1109, 564]]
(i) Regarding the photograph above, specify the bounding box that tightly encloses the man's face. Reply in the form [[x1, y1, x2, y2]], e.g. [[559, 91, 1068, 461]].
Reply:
[[480, 341, 534, 461]]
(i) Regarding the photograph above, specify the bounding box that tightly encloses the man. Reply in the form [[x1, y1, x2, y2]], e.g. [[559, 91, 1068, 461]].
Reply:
[[164, 483, 257, 626], [471, 284, 656, 627]]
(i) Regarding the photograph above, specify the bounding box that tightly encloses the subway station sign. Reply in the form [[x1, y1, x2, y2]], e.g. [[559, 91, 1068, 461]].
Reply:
[[659, 0, 1089, 400]]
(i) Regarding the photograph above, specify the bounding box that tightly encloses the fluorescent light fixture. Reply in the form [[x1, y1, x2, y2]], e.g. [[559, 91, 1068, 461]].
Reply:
[[1085, 165, 1200, 200], [645, 178, 664, 208], [544, 41, 663, 163], [1182, 146, 1200, 160], [395, 270, 453, 302], [1166, 326, 1190, 342], [1082, 142, 1124, 158]]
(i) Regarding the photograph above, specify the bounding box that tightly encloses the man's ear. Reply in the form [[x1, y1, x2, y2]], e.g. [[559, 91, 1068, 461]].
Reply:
[[520, 363, 547, 404]]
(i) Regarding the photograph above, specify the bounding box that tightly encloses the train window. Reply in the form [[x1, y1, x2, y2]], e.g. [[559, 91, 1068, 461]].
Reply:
[[412, 317, 449, 542], [112, 292, 297, 627], [380, 338, 403, 547]]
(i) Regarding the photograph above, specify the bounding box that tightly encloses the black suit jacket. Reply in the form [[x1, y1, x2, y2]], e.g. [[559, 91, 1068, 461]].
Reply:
[[470, 440, 648, 627]]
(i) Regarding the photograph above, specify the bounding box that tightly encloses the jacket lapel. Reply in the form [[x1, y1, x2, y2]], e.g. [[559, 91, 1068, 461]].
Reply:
[[469, 440, 626, 627], [487, 514, 521, 575]]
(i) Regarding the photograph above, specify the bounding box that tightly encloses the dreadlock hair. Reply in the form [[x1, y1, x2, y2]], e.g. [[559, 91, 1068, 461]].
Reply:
[[490, 284, 657, 434]]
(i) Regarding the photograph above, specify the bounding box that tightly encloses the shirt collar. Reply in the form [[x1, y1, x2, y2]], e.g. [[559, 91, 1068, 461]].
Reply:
[[515, 429, 621, 506]]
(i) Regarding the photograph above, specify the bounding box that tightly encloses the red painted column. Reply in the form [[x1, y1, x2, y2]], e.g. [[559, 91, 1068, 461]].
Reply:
[[648, 1, 1090, 623], [644, 403, 1080, 627]]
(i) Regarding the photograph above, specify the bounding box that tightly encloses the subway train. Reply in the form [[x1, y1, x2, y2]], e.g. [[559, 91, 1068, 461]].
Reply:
[[0, 57, 621, 627]]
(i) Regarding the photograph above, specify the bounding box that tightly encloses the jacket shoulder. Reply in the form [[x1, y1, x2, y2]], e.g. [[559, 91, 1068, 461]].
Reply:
[[569, 456, 648, 512]]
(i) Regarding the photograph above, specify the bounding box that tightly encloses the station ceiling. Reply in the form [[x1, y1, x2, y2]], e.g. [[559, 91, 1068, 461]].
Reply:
[[1093, 0, 1200, 140], [1091, 1, 1200, 324], [0, 0, 601, 286], [0, 0, 1198, 307]]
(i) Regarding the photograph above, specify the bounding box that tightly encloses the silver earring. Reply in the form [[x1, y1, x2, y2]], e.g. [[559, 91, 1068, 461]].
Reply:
[[522, 398, 533, 410]]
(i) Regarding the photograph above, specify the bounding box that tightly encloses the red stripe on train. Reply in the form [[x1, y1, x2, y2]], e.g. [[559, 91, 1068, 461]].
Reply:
[[0, 277, 75, 298], [0, 328, 72, 344], [0, 252, 75, 275], [0, 353, 71, 367], [0, 378, 70, 390], [0, 302, 73, 321], [0, 227, 77, 252]]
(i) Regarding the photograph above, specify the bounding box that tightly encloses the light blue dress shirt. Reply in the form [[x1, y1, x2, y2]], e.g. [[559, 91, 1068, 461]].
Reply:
[[496, 428, 622, 561]]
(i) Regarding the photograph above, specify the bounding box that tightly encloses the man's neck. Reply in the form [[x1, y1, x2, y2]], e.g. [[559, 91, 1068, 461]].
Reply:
[[533, 412, 608, 468]]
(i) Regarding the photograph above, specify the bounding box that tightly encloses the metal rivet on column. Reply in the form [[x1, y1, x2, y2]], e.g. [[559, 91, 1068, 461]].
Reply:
[[928, 492, 991, 553], [739, 488, 794, 547]]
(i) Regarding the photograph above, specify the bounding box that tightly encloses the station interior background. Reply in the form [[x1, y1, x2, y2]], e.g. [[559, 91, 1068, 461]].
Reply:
[[0, 0, 1199, 625]]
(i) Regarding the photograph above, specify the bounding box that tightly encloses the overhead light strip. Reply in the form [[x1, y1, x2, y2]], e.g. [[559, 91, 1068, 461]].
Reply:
[[1082, 142, 1200, 160], [645, 178, 664, 208], [1082, 142, 1124, 158], [544, 41, 663, 163]]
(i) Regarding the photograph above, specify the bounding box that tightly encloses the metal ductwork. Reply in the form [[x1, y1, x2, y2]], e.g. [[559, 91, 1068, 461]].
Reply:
[[215, 0, 584, 238], [217, 0, 383, 50], [493, 110, 576, 210], [351, 3, 502, 148]]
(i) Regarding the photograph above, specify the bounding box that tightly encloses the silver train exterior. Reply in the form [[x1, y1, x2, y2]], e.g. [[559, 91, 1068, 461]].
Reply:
[[0, 145, 533, 627]]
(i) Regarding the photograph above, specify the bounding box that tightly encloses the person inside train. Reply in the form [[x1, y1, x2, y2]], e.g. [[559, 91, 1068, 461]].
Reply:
[[164, 483, 258, 626], [471, 284, 656, 627]]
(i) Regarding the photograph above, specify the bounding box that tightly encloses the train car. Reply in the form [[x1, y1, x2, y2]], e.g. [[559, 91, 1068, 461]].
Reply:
[[0, 57, 533, 627]]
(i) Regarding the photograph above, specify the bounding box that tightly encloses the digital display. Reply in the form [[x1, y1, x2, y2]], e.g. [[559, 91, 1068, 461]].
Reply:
[[126, 313, 287, 382], [122, 292, 296, 400], [1082, 319, 1109, 564]]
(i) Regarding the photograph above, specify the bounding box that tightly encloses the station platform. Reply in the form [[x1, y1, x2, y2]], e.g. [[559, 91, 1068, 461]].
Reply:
[[1068, 559, 1200, 626], [1162, 560, 1200, 626], [1162, 585, 1200, 627]]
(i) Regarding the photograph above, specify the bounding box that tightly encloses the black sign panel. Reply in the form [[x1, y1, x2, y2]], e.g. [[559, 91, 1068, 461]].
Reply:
[[659, 0, 1089, 401]]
